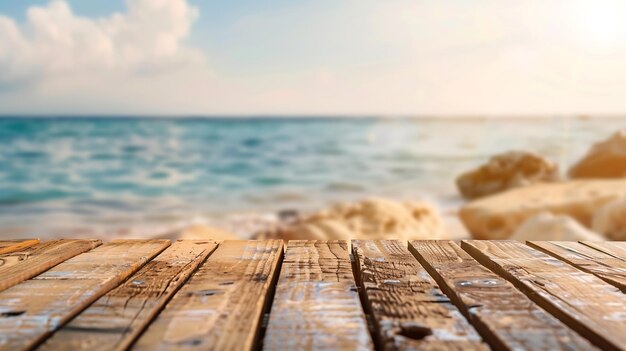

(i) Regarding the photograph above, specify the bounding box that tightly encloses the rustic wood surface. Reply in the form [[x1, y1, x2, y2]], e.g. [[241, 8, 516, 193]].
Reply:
[[39, 240, 218, 351], [463, 240, 626, 351], [529, 241, 626, 293], [0, 239, 101, 292], [264, 240, 373, 351], [410, 240, 597, 351], [353, 240, 487, 351], [0, 238, 624, 350], [0, 239, 170, 351], [581, 241, 626, 261], [0, 239, 39, 255], [133, 240, 283, 351]]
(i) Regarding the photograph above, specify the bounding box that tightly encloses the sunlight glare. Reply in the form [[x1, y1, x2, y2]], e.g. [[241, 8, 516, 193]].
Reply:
[[570, 0, 626, 48]]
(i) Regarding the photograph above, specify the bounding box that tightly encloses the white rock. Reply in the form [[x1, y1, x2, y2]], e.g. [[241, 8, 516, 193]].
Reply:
[[592, 198, 626, 240], [510, 212, 604, 242], [460, 179, 626, 239]]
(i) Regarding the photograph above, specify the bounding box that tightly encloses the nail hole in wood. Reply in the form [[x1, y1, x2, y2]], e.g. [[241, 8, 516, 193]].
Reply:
[[1, 311, 25, 317], [398, 322, 432, 340]]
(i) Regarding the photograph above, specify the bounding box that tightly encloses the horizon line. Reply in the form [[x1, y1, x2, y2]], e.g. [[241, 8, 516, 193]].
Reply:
[[0, 113, 625, 120]]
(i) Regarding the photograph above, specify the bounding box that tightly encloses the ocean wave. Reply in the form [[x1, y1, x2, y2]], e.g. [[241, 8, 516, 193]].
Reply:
[[2, 116, 626, 236]]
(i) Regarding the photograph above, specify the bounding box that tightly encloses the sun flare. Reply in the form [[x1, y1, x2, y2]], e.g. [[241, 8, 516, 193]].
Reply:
[[570, 0, 626, 47]]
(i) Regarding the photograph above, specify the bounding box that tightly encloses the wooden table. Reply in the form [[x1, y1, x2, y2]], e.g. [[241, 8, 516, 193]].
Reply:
[[0, 239, 624, 351]]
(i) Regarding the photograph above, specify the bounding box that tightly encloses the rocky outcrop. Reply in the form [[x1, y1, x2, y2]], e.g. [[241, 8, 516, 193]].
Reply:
[[262, 198, 446, 241], [460, 179, 626, 239], [510, 212, 604, 242], [456, 151, 559, 199], [569, 130, 626, 178], [592, 198, 626, 240]]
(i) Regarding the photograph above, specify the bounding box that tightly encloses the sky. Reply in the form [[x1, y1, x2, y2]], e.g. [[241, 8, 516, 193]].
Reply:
[[1, 0, 626, 116]]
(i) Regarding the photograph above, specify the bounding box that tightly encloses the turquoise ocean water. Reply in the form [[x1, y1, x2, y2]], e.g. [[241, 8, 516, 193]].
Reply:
[[1, 117, 624, 238]]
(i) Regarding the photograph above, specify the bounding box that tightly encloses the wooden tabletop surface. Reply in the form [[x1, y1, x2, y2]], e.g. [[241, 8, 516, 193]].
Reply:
[[0, 238, 624, 351]]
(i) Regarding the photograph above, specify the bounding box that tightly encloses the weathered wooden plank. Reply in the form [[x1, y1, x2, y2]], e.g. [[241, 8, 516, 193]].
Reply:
[[529, 241, 626, 293], [463, 240, 626, 351], [0, 239, 101, 292], [0, 239, 170, 351], [581, 241, 626, 261], [133, 240, 283, 351], [264, 240, 373, 351], [410, 240, 597, 351], [353, 240, 487, 350], [38, 240, 217, 351], [0, 239, 39, 255]]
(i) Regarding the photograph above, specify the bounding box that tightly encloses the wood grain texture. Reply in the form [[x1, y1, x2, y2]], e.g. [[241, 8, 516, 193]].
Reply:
[[529, 241, 626, 293], [353, 240, 487, 351], [0, 239, 39, 255], [0, 239, 170, 351], [580, 241, 626, 261], [463, 240, 626, 351], [39, 240, 217, 351], [0, 239, 101, 292], [133, 240, 283, 351], [264, 240, 373, 351], [410, 240, 597, 351]]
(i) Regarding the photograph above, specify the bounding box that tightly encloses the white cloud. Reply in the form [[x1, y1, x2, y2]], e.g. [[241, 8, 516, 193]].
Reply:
[[1, 0, 626, 115], [0, 0, 203, 88], [201, 0, 626, 116]]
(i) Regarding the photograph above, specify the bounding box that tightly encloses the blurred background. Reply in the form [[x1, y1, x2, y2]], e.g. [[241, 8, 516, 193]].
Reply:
[[1, 0, 626, 241]]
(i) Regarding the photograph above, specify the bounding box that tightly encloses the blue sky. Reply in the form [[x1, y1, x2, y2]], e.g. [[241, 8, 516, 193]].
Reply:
[[1, 0, 626, 115], [0, 1, 124, 18]]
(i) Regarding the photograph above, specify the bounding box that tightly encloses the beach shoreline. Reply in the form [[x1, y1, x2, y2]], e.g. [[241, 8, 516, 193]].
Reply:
[[2, 117, 625, 241], [0, 190, 469, 241]]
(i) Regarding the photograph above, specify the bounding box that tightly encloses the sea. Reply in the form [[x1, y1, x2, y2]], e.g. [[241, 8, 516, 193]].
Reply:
[[1, 116, 624, 239]]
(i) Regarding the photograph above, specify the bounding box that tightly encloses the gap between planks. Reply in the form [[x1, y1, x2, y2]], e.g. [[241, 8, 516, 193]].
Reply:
[[0, 239, 101, 292], [580, 241, 626, 261], [528, 241, 626, 293], [38, 240, 218, 351], [410, 240, 597, 351], [264, 240, 373, 351], [463, 240, 626, 351], [0, 239, 623, 351], [0, 239, 170, 351], [352, 240, 488, 351], [132, 240, 283, 351]]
